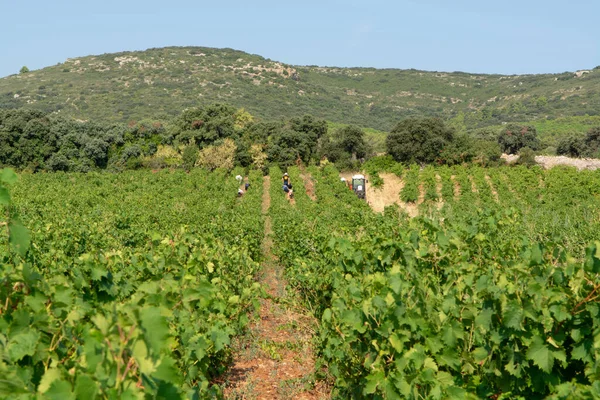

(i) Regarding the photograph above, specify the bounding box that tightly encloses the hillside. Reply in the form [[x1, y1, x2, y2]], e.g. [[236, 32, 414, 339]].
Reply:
[[1, 46, 600, 131]]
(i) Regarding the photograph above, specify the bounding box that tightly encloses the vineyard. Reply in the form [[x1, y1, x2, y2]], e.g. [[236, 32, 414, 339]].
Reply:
[[2, 164, 600, 399], [1, 169, 264, 398]]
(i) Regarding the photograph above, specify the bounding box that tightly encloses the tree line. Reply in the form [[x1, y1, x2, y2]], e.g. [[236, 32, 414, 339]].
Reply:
[[1, 105, 599, 173], [386, 118, 600, 167], [0, 105, 367, 173]]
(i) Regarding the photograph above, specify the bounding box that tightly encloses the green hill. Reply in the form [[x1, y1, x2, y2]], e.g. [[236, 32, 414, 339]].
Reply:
[[2, 46, 600, 131]]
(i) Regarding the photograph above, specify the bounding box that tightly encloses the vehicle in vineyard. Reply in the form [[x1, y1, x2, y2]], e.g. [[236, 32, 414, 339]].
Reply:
[[351, 174, 366, 199]]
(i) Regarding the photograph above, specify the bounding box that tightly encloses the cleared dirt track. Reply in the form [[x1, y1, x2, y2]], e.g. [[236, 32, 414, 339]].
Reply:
[[223, 176, 329, 400]]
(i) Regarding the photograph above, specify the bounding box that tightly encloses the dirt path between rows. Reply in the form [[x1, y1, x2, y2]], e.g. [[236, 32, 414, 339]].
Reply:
[[223, 176, 328, 399], [299, 171, 317, 201], [451, 175, 460, 199], [484, 175, 499, 203]]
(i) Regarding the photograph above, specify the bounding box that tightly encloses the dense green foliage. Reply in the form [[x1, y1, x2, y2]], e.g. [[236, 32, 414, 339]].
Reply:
[[0, 169, 30, 256], [386, 118, 454, 164], [555, 127, 600, 158], [269, 163, 600, 398], [400, 164, 420, 203], [319, 125, 368, 169], [385, 118, 502, 166], [557, 136, 585, 157], [0, 107, 330, 172], [3, 160, 600, 397], [169, 103, 238, 147], [497, 124, 541, 154], [584, 127, 600, 157], [1, 98, 599, 176], [1, 169, 264, 398], [2, 46, 600, 133], [516, 147, 537, 167], [0, 109, 165, 172]]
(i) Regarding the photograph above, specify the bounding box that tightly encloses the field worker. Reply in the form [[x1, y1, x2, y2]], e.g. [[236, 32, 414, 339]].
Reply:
[[237, 188, 244, 197], [282, 173, 293, 194], [282, 172, 291, 188], [245, 182, 250, 191], [236, 174, 243, 184]]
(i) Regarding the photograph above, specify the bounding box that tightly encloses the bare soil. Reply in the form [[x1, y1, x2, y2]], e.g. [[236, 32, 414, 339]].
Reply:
[[299, 169, 317, 201], [342, 172, 419, 217], [367, 173, 404, 212], [223, 176, 329, 400], [286, 193, 296, 206], [535, 155, 600, 170], [484, 175, 499, 202], [451, 175, 460, 199], [501, 154, 600, 170], [417, 182, 426, 205], [469, 175, 478, 193]]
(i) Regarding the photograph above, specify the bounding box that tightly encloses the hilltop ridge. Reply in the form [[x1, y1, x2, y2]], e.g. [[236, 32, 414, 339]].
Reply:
[[1, 46, 599, 130]]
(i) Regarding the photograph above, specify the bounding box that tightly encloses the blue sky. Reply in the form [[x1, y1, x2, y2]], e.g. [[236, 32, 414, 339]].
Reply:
[[1, 0, 598, 78]]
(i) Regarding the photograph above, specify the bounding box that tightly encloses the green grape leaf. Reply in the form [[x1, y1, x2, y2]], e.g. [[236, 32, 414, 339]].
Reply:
[[389, 334, 404, 353], [0, 186, 9, 205], [571, 341, 592, 362], [8, 331, 40, 362], [74, 374, 98, 400], [211, 329, 230, 352], [140, 306, 170, 354], [363, 370, 385, 395], [475, 308, 493, 332], [90, 266, 108, 281], [45, 379, 74, 400], [8, 219, 30, 256], [502, 301, 523, 330], [438, 348, 461, 369], [322, 308, 332, 323], [91, 314, 110, 335], [472, 347, 488, 362], [527, 337, 554, 373], [446, 386, 467, 399], [38, 368, 63, 394], [133, 340, 156, 375], [154, 355, 181, 384], [530, 243, 543, 265], [436, 371, 454, 387], [120, 387, 145, 400], [0, 168, 18, 185]]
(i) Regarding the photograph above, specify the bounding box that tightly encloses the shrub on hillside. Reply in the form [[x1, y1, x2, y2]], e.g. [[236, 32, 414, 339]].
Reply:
[[386, 117, 454, 164], [470, 126, 501, 142], [516, 147, 537, 167], [472, 140, 502, 166], [182, 144, 199, 171], [336, 125, 368, 160], [268, 129, 314, 168], [197, 139, 236, 171], [497, 124, 540, 154], [319, 126, 369, 171], [557, 136, 585, 157], [439, 134, 474, 165], [170, 103, 237, 147], [249, 144, 268, 172], [584, 126, 600, 157]]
